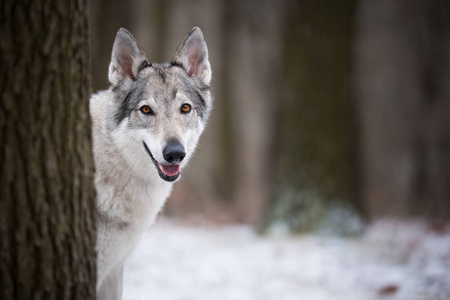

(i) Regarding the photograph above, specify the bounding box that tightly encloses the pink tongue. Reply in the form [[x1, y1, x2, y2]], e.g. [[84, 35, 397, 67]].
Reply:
[[160, 164, 180, 176]]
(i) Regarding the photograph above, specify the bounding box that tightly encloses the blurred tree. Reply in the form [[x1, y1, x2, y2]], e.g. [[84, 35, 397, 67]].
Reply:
[[355, 0, 450, 222], [224, 0, 285, 224], [89, 0, 136, 90], [265, 0, 361, 234], [0, 0, 96, 298]]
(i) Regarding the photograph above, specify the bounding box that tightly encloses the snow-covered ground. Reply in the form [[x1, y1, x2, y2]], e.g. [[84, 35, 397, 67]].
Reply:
[[123, 219, 450, 300]]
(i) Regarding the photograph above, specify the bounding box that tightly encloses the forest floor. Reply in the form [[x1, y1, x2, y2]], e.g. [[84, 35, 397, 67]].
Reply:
[[123, 218, 450, 300]]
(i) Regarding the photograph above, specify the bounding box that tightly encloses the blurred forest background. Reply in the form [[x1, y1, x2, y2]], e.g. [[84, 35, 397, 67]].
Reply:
[[89, 0, 450, 233]]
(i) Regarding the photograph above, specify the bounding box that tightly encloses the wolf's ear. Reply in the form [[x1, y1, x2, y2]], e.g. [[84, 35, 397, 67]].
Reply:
[[108, 28, 148, 86], [172, 27, 211, 86]]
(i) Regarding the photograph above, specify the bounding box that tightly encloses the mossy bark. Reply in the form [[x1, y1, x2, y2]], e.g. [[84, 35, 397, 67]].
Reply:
[[0, 0, 96, 298]]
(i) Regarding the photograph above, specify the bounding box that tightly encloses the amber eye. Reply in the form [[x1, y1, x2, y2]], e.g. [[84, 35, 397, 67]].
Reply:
[[140, 105, 153, 115], [181, 104, 192, 114]]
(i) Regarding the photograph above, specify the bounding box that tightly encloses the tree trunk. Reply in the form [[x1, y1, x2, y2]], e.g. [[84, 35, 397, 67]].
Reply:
[[355, 0, 450, 221], [0, 0, 96, 298], [225, 0, 285, 225], [89, 0, 137, 91], [265, 0, 360, 233]]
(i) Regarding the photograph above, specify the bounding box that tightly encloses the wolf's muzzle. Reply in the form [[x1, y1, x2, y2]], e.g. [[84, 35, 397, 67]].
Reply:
[[163, 140, 186, 164], [143, 141, 181, 182]]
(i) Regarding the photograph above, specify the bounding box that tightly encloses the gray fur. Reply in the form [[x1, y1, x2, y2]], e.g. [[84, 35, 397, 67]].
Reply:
[[97, 210, 129, 230], [113, 62, 211, 126], [97, 264, 123, 300], [92, 27, 212, 299]]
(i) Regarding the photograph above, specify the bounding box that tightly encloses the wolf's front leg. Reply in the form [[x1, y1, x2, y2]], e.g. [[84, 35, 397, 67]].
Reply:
[[97, 263, 124, 300]]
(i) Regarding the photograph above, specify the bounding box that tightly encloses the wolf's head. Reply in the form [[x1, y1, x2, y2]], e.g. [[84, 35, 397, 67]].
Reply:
[[105, 27, 212, 183]]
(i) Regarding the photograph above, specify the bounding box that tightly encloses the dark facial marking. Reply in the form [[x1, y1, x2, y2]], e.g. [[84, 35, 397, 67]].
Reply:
[[138, 60, 151, 72], [177, 74, 209, 119], [157, 68, 166, 83], [172, 88, 178, 99], [114, 90, 133, 124], [114, 83, 145, 125], [170, 61, 184, 69], [194, 90, 207, 117]]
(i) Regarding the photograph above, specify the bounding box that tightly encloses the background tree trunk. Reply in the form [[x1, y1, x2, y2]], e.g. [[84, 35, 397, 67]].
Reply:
[[265, 0, 360, 233], [355, 0, 450, 221], [223, 0, 285, 224], [0, 0, 96, 298]]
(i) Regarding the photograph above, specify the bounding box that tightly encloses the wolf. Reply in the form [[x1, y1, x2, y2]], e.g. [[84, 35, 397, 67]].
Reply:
[[90, 27, 212, 299]]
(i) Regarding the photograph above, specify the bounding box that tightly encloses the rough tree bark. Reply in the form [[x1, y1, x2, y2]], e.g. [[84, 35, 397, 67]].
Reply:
[[0, 0, 96, 299]]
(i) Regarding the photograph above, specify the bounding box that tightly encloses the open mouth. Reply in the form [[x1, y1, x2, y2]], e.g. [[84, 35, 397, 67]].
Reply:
[[143, 141, 181, 182]]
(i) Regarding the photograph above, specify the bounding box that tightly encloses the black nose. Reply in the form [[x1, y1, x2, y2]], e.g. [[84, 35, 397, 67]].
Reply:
[[163, 141, 186, 164]]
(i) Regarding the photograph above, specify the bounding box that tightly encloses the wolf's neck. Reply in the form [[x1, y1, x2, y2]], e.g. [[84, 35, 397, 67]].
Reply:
[[94, 141, 173, 224]]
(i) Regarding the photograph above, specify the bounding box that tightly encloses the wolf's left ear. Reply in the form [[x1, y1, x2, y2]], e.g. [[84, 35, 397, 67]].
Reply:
[[108, 28, 148, 86], [172, 27, 211, 86]]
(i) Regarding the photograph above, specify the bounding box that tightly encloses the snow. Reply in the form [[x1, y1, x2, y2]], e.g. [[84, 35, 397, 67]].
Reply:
[[123, 219, 450, 300]]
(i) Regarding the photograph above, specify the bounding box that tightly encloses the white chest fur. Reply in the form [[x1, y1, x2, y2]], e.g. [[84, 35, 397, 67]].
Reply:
[[95, 173, 172, 287], [94, 145, 174, 286]]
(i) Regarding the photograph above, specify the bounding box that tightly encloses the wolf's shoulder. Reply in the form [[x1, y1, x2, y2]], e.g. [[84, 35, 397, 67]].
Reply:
[[90, 89, 112, 119], [90, 89, 111, 106]]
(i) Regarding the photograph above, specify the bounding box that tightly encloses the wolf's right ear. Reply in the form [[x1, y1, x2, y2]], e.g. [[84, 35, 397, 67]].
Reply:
[[108, 28, 148, 86]]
